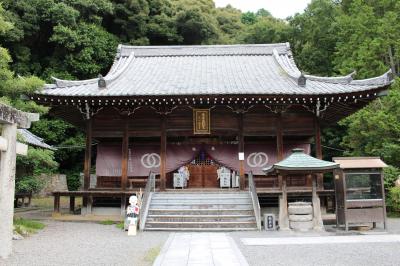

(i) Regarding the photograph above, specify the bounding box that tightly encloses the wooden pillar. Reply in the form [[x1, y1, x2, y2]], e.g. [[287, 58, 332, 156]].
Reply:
[[160, 115, 167, 191], [53, 194, 60, 214], [238, 113, 245, 190], [276, 113, 284, 161], [121, 120, 129, 191], [314, 117, 322, 159], [314, 118, 324, 189], [69, 196, 75, 214], [83, 119, 92, 190], [121, 194, 127, 216], [0, 123, 17, 259]]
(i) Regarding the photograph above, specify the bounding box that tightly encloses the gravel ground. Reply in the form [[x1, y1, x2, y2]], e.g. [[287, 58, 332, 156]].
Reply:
[[230, 218, 400, 266], [1, 220, 169, 266], [2, 216, 400, 266]]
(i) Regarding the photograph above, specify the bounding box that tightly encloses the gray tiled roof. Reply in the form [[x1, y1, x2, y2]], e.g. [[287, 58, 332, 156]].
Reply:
[[18, 129, 55, 150], [40, 43, 393, 97]]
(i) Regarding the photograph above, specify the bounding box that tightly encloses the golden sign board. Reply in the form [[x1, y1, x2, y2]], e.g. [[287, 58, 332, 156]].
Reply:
[[193, 109, 210, 134]]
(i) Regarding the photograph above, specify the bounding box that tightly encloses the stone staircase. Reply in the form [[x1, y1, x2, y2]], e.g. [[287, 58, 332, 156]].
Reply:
[[144, 191, 258, 231]]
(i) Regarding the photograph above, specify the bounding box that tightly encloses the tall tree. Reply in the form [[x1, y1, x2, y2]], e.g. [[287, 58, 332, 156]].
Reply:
[[334, 0, 400, 78], [288, 0, 340, 76]]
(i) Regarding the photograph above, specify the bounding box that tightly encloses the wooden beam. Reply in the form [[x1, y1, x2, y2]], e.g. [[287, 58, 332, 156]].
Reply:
[[121, 119, 129, 191], [238, 113, 245, 190], [160, 115, 167, 191], [276, 113, 284, 161], [83, 119, 92, 190], [314, 117, 322, 159]]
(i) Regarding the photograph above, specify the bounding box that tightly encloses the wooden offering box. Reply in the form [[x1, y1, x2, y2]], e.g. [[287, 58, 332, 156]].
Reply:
[[333, 157, 387, 231]]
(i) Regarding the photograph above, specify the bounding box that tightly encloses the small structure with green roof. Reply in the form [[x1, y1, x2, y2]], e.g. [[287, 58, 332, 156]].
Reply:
[[264, 148, 339, 174], [264, 148, 339, 231]]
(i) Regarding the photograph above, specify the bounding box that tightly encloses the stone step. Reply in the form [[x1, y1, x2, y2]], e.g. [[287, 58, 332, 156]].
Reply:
[[144, 227, 258, 232], [149, 203, 253, 210], [144, 191, 257, 231], [152, 193, 250, 198], [150, 199, 252, 205], [146, 214, 256, 223], [148, 209, 255, 215], [145, 221, 257, 229], [151, 196, 251, 201]]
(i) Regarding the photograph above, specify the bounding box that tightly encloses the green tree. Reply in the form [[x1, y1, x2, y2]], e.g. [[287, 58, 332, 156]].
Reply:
[[50, 22, 118, 79], [0, 7, 58, 193], [288, 0, 340, 76], [215, 5, 243, 43], [238, 16, 290, 44], [340, 79, 400, 167], [334, 0, 400, 78], [241, 11, 257, 25]]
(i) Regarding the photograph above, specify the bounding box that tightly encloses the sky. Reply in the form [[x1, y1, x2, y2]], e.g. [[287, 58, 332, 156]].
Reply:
[[214, 0, 312, 19]]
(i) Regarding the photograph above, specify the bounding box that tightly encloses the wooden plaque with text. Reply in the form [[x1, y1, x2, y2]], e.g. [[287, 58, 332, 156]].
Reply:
[[193, 109, 210, 134]]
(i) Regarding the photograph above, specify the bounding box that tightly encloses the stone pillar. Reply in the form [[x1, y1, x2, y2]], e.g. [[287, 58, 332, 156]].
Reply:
[[312, 174, 324, 231], [278, 175, 290, 230], [0, 123, 17, 259]]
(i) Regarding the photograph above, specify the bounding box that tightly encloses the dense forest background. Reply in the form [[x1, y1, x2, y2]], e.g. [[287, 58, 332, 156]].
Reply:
[[0, 0, 399, 192]]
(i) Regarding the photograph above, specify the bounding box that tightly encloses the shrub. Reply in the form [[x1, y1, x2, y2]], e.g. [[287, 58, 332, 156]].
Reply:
[[384, 166, 400, 190], [387, 187, 400, 213], [13, 218, 45, 236], [63, 169, 81, 191], [15, 175, 45, 193], [16, 147, 58, 193]]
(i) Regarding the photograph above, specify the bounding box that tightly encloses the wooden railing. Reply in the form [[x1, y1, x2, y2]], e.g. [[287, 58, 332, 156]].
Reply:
[[248, 172, 262, 230], [139, 171, 156, 231]]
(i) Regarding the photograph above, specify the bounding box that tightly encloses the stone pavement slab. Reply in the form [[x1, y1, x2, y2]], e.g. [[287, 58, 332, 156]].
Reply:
[[154, 233, 248, 266], [241, 234, 400, 246]]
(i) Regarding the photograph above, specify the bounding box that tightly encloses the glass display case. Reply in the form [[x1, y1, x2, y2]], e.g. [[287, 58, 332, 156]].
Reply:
[[345, 172, 383, 200], [333, 158, 387, 231]]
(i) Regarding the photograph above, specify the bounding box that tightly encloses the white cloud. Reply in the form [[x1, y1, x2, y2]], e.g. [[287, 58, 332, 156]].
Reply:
[[214, 0, 311, 19]]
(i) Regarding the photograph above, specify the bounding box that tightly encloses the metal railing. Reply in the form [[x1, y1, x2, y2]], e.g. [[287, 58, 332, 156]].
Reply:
[[248, 172, 262, 230], [139, 171, 156, 230]]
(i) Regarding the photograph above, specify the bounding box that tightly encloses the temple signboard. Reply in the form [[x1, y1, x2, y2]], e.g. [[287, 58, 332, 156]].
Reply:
[[193, 109, 210, 135]]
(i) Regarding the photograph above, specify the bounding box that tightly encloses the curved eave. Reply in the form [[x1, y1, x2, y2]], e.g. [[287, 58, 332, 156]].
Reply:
[[263, 164, 339, 175], [36, 43, 394, 99]]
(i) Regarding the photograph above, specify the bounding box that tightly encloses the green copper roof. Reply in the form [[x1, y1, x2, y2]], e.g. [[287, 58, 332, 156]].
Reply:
[[263, 148, 339, 173]]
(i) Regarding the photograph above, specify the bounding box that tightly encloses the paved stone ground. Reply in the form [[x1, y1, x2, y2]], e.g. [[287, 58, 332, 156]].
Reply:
[[230, 218, 400, 266], [0, 220, 169, 266], [154, 233, 248, 266]]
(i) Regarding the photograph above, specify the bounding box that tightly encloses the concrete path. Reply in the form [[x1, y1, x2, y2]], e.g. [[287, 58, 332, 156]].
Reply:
[[241, 234, 400, 246], [153, 233, 249, 266]]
